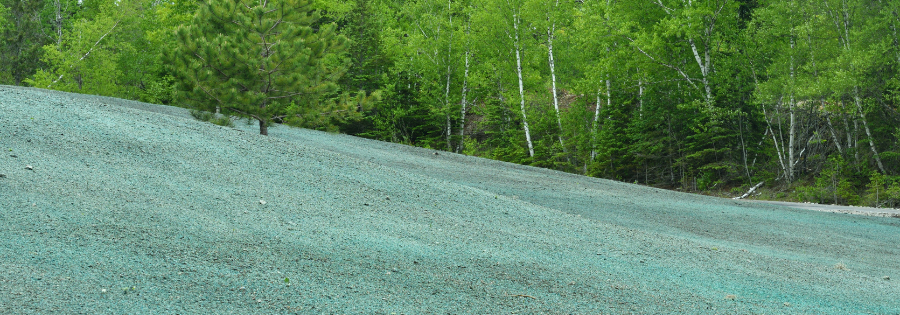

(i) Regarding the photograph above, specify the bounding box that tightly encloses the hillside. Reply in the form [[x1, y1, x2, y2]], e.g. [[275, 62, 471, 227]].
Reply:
[[1, 85, 899, 314]]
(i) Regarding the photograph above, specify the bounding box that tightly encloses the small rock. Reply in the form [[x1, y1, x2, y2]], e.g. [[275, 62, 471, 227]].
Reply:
[[259, 200, 266, 205], [432, 152, 439, 155], [101, 289, 107, 293], [25, 165, 33, 170], [9, 155, 16, 158], [884, 276, 891, 281], [725, 294, 736, 300], [784, 302, 791, 307]]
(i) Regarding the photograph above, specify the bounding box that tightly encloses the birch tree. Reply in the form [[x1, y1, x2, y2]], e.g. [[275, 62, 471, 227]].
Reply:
[[488, 0, 535, 158], [626, 0, 737, 107], [457, 10, 471, 153], [530, 0, 566, 150], [821, 0, 887, 174], [25, 0, 124, 96]]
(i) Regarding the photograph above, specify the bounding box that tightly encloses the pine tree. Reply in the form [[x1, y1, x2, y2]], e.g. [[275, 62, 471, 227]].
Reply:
[[167, 0, 349, 135]]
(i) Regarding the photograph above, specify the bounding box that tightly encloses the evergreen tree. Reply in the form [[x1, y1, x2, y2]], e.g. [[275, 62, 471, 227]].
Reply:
[[0, 0, 51, 85], [0, 3, 8, 34], [167, 0, 351, 135]]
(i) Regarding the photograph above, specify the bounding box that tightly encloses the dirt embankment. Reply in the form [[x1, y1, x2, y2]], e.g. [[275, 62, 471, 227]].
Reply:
[[1, 85, 898, 314]]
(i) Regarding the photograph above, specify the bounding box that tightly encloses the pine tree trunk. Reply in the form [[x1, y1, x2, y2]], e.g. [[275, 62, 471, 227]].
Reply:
[[259, 120, 268, 136]]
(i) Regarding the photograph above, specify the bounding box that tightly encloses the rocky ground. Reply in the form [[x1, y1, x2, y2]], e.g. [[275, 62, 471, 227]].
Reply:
[[1, 85, 898, 314]]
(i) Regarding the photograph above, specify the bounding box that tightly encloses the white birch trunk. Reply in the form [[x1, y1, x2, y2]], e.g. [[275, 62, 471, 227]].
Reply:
[[443, 0, 453, 151], [445, 65, 452, 151], [547, 0, 564, 149], [458, 47, 469, 153], [590, 78, 611, 161], [827, 1, 887, 173], [591, 88, 601, 161], [55, 0, 63, 50], [548, 24, 564, 149], [687, 38, 712, 106], [512, 13, 535, 157], [787, 35, 796, 182], [826, 112, 843, 155], [763, 100, 791, 181], [48, 20, 120, 88], [854, 88, 887, 173], [638, 76, 644, 117]]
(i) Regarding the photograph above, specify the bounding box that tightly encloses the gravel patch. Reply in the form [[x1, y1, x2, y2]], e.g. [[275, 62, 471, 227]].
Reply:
[[746, 200, 900, 218], [1, 85, 899, 314]]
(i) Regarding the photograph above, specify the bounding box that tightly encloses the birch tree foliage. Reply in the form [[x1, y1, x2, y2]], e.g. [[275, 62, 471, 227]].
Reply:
[[167, 0, 355, 135], [24, 0, 127, 97], [623, 0, 739, 106]]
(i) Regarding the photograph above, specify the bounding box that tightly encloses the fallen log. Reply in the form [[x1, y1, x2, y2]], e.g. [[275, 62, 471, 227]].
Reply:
[[734, 181, 764, 200]]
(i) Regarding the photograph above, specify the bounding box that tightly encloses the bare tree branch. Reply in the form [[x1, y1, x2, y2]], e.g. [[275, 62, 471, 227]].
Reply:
[[624, 35, 700, 90], [48, 20, 120, 88]]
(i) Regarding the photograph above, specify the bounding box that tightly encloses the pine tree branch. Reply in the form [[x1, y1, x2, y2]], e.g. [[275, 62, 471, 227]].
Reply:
[[223, 105, 261, 122], [192, 52, 250, 93], [265, 91, 310, 99]]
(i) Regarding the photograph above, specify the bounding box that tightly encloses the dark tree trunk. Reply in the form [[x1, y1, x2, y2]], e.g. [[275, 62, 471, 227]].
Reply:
[[259, 120, 268, 135]]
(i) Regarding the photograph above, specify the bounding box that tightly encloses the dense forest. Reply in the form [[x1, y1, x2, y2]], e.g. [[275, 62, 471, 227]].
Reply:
[[2, 0, 899, 207]]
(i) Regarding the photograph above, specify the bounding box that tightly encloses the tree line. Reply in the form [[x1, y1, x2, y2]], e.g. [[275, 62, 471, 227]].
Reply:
[[2, 0, 899, 207]]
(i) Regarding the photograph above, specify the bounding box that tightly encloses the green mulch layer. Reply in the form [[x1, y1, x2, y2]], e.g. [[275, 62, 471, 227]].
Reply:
[[1, 85, 898, 314]]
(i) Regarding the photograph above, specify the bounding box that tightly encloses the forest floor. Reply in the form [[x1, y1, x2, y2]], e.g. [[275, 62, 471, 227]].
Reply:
[[1, 85, 899, 314]]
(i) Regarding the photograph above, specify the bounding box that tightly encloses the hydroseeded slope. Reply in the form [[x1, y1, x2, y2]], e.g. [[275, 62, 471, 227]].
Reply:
[[0, 85, 898, 314]]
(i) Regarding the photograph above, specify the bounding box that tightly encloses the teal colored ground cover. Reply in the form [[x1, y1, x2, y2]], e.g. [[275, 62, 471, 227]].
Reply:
[[1, 85, 898, 314]]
